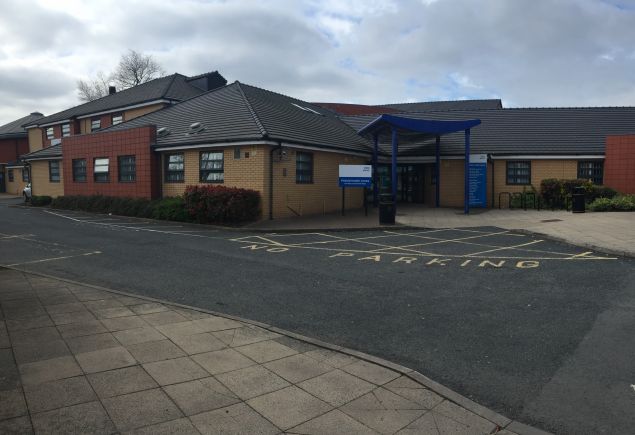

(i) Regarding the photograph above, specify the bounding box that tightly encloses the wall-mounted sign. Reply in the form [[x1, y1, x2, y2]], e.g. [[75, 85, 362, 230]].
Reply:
[[468, 154, 487, 207], [339, 165, 372, 187]]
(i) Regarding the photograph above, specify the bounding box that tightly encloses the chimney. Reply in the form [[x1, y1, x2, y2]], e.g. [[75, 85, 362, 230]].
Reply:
[[109, 86, 117, 95]]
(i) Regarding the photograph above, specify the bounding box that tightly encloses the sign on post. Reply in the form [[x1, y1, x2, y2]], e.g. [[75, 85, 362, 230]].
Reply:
[[339, 165, 372, 187], [468, 154, 487, 207]]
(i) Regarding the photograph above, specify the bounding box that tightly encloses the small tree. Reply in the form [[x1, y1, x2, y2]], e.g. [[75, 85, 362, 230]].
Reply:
[[113, 49, 165, 89], [76, 50, 165, 102]]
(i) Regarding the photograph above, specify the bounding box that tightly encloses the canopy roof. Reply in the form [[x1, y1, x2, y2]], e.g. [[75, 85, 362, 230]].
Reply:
[[358, 114, 481, 144]]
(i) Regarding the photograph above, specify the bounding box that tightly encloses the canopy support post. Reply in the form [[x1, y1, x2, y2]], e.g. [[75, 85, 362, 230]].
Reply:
[[435, 135, 440, 208], [464, 128, 471, 215], [391, 127, 398, 209], [372, 133, 379, 207]]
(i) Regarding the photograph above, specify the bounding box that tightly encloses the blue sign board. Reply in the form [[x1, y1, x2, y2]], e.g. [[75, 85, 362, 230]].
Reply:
[[468, 154, 487, 207], [339, 165, 372, 188]]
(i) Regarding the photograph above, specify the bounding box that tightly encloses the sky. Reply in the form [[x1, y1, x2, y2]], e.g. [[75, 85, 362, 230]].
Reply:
[[1, 0, 635, 125]]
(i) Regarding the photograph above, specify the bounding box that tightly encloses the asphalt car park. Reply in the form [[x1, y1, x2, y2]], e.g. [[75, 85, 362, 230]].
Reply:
[[1, 202, 634, 434]]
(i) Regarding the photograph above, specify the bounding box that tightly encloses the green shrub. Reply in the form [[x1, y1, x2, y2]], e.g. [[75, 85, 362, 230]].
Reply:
[[540, 178, 617, 209], [50, 195, 194, 222], [586, 185, 618, 203], [183, 185, 261, 224], [30, 195, 52, 206], [588, 195, 635, 212], [151, 197, 190, 221]]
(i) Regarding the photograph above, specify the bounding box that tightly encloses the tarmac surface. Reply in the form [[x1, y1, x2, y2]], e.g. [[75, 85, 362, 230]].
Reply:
[[1, 202, 634, 434]]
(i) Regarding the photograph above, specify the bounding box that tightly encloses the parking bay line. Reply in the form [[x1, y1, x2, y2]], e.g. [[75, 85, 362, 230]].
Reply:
[[3, 251, 102, 267]]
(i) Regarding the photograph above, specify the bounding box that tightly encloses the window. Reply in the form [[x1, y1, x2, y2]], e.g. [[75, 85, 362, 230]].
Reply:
[[91, 118, 101, 132], [118, 155, 136, 182], [112, 114, 123, 125], [506, 161, 531, 185], [165, 153, 184, 182], [49, 160, 61, 182], [46, 127, 54, 140], [22, 168, 29, 182], [94, 158, 109, 182], [200, 151, 224, 183], [62, 124, 71, 137], [72, 159, 87, 182], [8, 169, 14, 182], [578, 161, 603, 185], [234, 147, 241, 159], [296, 152, 313, 184]]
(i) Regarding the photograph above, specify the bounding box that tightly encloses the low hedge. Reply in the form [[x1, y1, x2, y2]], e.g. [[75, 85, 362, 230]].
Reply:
[[183, 185, 261, 224], [30, 195, 52, 206], [45, 186, 261, 225], [540, 179, 618, 209], [588, 195, 635, 212]]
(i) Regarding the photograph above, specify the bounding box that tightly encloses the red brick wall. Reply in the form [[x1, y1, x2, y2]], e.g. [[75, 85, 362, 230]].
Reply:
[[62, 126, 160, 199], [604, 135, 635, 194], [0, 137, 29, 163]]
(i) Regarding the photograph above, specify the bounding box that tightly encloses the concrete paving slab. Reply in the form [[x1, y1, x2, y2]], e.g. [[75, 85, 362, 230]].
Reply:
[[170, 331, 227, 355], [19, 355, 82, 387], [125, 338, 186, 363], [100, 315, 148, 332], [65, 332, 119, 354], [57, 319, 107, 338], [247, 385, 332, 430], [289, 408, 379, 435], [31, 401, 116, 435], [23, 376, 96, 413], [139, 310, 187, 326], [0, 415, 34, 435], [234, 339, 298, 363], [122, 417, 200, 435], [87, 366, 158, 398], [162, 377, 240, 415], [216, 364, 290, 400], [74, 346, 137, 374], [264, 354, 333, 384], [113, 325, 166, 345], [190, 402, 280, 435], [142, 356, 209, 386], [0, 388, 28, 420], [298, 369, 375, 407], [101, 388, 182, 432], [191, 348, 256, 375], [341, 359, 401, 385]]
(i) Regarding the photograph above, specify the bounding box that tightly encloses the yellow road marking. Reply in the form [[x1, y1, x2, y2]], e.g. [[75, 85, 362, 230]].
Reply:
[[465, 240, 545, 256], [4, 251, 102, 267]]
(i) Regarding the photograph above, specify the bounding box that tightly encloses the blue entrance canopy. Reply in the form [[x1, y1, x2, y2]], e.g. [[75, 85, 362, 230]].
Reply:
[[357, 114, 481, 215]]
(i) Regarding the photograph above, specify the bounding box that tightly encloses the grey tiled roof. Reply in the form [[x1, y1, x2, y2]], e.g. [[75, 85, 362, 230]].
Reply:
[[0, 112, 44, 138], [22, 144, 62, 160], [25, 74, 208, 127], [341, 107, 635, 156], [106, 81, 372, 154], [382, 99, 503, 112]]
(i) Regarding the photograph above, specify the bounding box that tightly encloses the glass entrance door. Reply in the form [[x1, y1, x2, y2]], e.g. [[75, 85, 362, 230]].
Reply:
[[377, 165, 425, 203]]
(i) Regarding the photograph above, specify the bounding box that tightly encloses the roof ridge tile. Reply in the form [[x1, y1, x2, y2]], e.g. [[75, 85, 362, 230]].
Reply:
[[235, 81, 268, 138]]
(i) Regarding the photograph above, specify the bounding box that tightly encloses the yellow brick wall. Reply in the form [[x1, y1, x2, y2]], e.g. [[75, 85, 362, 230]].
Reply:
[[492, 159, 577, 207], [4, 169, 27, 196], [271, 148, 365, 218], [30, 160, 64, 197], [161, 145, 268, 200], [28, 128, 43, 152], [124, 104, 166, 121], [161, 145, 366, 219]]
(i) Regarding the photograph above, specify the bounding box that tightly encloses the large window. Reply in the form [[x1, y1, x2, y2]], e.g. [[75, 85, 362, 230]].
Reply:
[[72, 159, 87, 182], [49, 160, 61, 182], [112, 114, 123, 125], [94, 158, 109, 182], [578, 161, 603, 185], [165, 153, 184, 182], [296, 152, 313, 184], [46, 127, 54, 140], [91, 118, 101, 132], [22, 168, 29, 182], [200, 151, 224, 183], [118, 155, 136, 182], [62, 124, 71, 137], [506, 161, 531, 185], [8, 170, 14, 182]]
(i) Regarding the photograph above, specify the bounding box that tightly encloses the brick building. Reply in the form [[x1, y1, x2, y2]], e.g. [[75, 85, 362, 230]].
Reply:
[[0, 112, 43, 195], [20, 77, 635, 218]]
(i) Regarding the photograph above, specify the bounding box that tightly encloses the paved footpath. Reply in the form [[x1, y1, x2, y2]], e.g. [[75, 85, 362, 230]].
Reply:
[[0, 267, 546, 435]]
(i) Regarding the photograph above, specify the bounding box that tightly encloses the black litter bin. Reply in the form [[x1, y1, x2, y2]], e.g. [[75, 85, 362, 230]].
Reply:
[[572, 186, 585, 213], [379, 194, 395, 224]]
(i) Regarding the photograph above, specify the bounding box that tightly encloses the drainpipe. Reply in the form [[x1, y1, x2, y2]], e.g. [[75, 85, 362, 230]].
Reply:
[[269, 142, 282, 220]]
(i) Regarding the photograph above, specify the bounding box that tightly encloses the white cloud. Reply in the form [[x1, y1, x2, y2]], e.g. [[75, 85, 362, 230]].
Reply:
[[1, 0, 635, 125]]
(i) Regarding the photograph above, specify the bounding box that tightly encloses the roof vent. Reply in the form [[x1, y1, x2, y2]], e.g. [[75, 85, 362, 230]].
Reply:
[[187, 122, 205, 134], [157, 127, 171, 137]]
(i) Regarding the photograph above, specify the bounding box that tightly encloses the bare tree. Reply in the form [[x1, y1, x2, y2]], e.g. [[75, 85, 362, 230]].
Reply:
[[77, 71, 113, 102], [113, 49, 165, 89], [76, 50, 165, 101]]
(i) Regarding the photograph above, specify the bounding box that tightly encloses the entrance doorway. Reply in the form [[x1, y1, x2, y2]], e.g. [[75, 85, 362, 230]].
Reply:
[[377, 164, 425, 203]]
